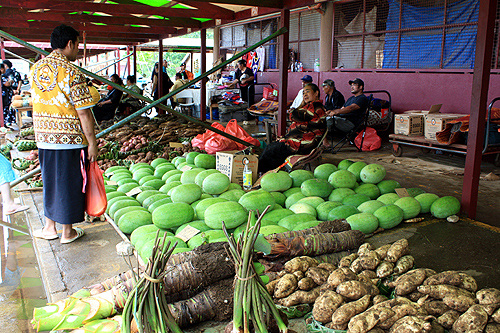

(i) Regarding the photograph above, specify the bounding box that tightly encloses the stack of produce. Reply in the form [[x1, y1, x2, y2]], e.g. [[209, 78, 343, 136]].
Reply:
[[266, 238, 499, 332]]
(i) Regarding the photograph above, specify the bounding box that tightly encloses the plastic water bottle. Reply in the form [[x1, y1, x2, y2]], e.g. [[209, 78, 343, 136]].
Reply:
[[242, 162, 252, 191]]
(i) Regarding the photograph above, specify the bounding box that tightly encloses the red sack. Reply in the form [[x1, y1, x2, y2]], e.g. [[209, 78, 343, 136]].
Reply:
[[191, 122, 226, 150], [85, 161, 107, 216], [355, 127, 381, 152], [225, 119, 260, 150], [205, 135, 238, 154], [263, 84, 278, 101]]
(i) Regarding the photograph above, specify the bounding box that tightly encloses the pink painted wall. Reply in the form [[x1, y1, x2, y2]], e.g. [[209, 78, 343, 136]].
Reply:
[[255, 71, 500, 115]]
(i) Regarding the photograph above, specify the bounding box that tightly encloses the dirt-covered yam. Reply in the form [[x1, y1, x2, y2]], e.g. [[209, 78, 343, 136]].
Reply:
[[337, 280, 379, 300], [298, 277, 316, 291], [386, 238, 410, 263], [424, 271, 478, 292], [277, 287, 321, 307], [325, 322, 348, 330], [331, 294, 370, 325], [348, 307, 395, 333], [274, 274, 298, 299], [266, 279, 279, 297], [422, 300, 450, 316], [394, 268, 428, 296], [388, 315, 432, 333], [306, 266, 330, 286], [493, 307, 500, 323], [477, 288, 500, 305], [359, 270, 378, 280], [359, 251, 381, 270], [327, 267, 358, 289], [393, 255, 415, 275], [292, 271, 304, 281], [339, 252, 358, 268], [373, 294, 389, 304], [317, 262, 336, 273], [350, 257, 363, 274], [436, 310, 461, 329], [358, 242, 374, 256], [378, 303, 426, 330], [406, 291, 426, 302], [485, 323, 500, 333], [417, 284, 474, 300], [376, 261, 394, 278], [452, 304, 488, 332], [284, 256, 318, 273], [312, 290, 344, 323], [442, 294, 476, 312], [374, 244, 391, 261]]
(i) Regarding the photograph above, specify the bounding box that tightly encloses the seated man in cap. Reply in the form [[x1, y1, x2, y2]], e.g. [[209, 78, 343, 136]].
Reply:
[[326, 78, 369, 135], [290, 75, 313, 109], [322, 79, 345, 112]]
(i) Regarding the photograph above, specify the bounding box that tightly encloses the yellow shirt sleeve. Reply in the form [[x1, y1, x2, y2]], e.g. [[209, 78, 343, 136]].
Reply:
[[70, 73, 96, 110]]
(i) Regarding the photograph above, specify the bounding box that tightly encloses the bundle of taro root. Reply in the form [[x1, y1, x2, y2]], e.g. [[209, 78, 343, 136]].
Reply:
[[268, 238, 500, 332]]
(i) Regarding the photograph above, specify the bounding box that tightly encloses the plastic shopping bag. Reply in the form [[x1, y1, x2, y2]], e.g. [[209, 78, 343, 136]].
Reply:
[[225, 119, 261, 150], [355, 127, 381, 152], [263, 84, 279, 101], [85, 161, 107, 216], [191, 122, 227, 150]]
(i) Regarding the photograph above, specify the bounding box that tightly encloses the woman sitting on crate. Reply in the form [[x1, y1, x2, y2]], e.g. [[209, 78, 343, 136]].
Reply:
[[93, 74, 123, 122], [258, 83, 326, 173]]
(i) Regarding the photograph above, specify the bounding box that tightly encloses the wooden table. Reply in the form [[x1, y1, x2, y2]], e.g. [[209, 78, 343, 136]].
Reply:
[[13, 106, 33, 128]]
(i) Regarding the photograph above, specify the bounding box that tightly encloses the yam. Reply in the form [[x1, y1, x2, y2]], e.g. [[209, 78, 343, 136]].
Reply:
[[372, 294, 389, 305], [292, 271, 304, 281], [339, 253, 358, 268], [317, 262, 336, 273], [452, 304, 488, 333], [394, 268, 428, 296], [424, 271, 478, 292], [417, 284, 475, 300], [378, 303, 425, 330], [312, 290, 344, 324], [325, 322, 347, 330], [358, 270, 378, 280], [388, 315, 432, 333], [331, 294, 370, 325], [306, 267, 330, 286], [347, 307, 395, 333], [277, 287, 321, 307], [393, 255, 415, 275], [365, 329, 385, 333], [266, 279, 279, 297], [406, 291, 426, 302], [359, 251, 381, 271], [386, 238, 410, 263], [350, 257, 363, 274], [358, 242, 374, 256], [374, 244, 391, 261], [284, 256, 318, 273], [485, 323, 500, 333], [376, 261, 394, 278], [298, 277, 316, 291], [327, 267, 358, 289], [422, 300, 450, 316], [274, 274, 298, 299], [476, 288, 500, 305], [436, 310, 461, 330], [442, 294, 476, 312], [336, 280, 379, 300], [493, 307, 500, 323]]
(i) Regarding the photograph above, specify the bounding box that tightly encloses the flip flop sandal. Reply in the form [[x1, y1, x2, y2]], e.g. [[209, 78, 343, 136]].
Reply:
[[60, 227, 85, 244], [33, 229, 59, 240], [5, 205, 29, 215]]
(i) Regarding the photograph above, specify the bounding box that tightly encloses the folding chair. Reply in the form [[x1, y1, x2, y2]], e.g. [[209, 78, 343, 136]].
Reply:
[[175, 90, 196, 116], [283, 130, 329, 171]]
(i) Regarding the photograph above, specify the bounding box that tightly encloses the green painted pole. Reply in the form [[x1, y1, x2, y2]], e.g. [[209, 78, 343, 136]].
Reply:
[[5, 27, 288, 187]]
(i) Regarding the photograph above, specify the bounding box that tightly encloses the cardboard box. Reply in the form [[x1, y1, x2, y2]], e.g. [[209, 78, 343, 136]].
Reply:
[[424, 113, 463, 140], [216, 151, 258, 186], [394, 113, 424, 135], [403, 104, 442, 115]]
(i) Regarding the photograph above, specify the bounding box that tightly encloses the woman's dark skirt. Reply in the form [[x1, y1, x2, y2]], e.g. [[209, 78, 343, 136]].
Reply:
[[39, 148, 87, 225]]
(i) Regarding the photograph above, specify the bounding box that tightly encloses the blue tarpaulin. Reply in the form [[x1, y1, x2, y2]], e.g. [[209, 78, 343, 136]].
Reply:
[[383, 0, 479, 69]]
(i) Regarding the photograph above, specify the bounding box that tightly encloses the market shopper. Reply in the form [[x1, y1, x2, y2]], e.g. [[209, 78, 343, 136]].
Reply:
[[326, 78, 369, 135], [178, 62, 194, 81], [93, 74, 124, 122], [170, 72, 188, 107], [230, 59, 255, 106], [258, 83, 326, 173], [0, 63, 15, 126], [3, 60, 23, 95], [118, 75, 142, 116], [0, 153, 29, 216], [152, 62, 174, 104], [290, 75, 313, 109], [30, 24, 98, 244]]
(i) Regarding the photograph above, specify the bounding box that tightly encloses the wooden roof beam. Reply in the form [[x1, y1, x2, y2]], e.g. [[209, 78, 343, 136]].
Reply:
[[0, 7, 202, 28], [3, 0, 234, 20], [182, 0, 283, 9], [2, 28, 158, 42]]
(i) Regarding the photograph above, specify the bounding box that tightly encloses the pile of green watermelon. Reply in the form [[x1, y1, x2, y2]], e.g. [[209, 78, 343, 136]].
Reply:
[[103, 154, 461, 262]]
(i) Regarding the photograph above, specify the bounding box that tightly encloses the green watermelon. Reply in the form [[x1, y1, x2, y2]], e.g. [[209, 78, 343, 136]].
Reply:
[[359, 164, 386, 184], [373, 204, 404, 229], [347, 161, 367, 182], [301, 179, 333, 199], [430, 196, 460, 218], [415, 193, 440, 214], [289, 170, 314, 187], [377, 179, 401, 195], [328, 205, 359, 220], [260, 171, 293, 192], [204, 201, 248, 229], [316, 201, 343, 221], [394, 197, 421, 219], [328, 170, 357, 189], [329, 188, 355, 202], [314, 163, 338, 180], [346, 213, 379, 234], [354, 183, 381, 200], [337, 159, 354, 170]]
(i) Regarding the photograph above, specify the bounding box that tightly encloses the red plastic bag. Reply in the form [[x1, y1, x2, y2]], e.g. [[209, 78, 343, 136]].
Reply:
[[225, 119, 260, 150], [85, 161, 107, 216], [263, 84, 278, 101], [191, 122, 227, 150], [355, 127, 381, 152], [205, 135, 238, 154]]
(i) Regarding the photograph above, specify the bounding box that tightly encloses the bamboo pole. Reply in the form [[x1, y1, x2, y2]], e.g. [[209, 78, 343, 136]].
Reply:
[[5, 27, 287, 187]]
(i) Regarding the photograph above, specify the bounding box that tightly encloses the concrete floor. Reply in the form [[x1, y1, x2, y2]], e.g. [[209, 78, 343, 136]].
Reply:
[[12, 128, 500, 332]]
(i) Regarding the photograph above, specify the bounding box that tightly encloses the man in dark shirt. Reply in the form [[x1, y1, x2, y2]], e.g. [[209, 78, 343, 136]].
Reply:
[[230, 59, 255, 106], [326, 78, 369, 134], [322, 79, 345, 111]]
